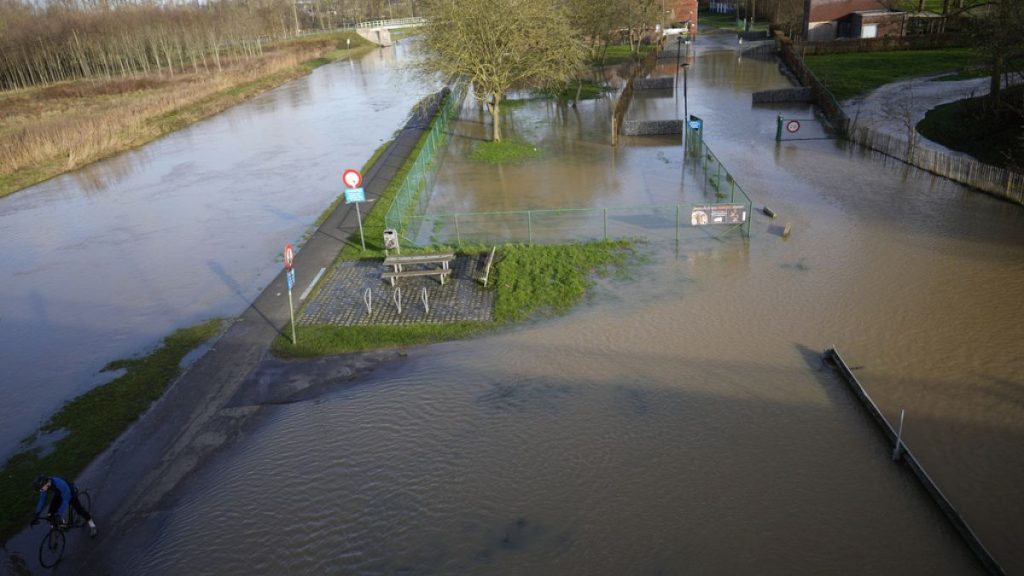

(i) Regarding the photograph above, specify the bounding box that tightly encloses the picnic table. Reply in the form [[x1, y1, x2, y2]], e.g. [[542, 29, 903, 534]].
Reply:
[[381, 253, 455, 286]]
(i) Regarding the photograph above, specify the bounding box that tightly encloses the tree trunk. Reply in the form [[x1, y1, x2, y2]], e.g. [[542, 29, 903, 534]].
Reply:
[[486, 93, 503, 141], [990, 53, 1004, 113]]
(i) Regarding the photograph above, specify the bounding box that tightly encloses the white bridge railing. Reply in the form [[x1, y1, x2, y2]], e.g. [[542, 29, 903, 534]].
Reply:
[[356, 17, 426, 30]]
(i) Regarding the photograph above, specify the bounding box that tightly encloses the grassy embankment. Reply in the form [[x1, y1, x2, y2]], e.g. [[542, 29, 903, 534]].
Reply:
[[273, 93, 635, 358], [0, 319, 224, 545], [0, 31, 373, 198], [917, 85, 1024, 169], [803, 48, 982, 102]]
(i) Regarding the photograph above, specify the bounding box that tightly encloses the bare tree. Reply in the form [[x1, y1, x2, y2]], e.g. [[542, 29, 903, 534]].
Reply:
[[964, 0, 1024, 114], [417, 0, 587, 141]]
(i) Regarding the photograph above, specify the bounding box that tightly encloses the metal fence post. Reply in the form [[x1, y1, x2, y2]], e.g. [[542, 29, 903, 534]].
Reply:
[[455, 214, 461, 247], [528, 211, 533, 244], [604, 208, 608, 240], [675, 205, 680, 242]]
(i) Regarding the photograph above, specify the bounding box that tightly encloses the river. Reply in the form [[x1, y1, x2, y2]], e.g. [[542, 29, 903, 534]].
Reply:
[[0, 42, 433, 461]]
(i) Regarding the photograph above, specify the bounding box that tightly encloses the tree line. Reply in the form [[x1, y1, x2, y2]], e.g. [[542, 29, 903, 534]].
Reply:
[[0, 0, 411, 91]]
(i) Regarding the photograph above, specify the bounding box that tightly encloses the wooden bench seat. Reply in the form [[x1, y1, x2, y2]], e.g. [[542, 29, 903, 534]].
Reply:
[[381, 267, 452, 286], [383, 253, 455, 268]]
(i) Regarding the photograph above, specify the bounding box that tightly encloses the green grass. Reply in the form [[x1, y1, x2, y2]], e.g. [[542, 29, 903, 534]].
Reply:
[[272, 241, 635, 358], [542, 80, 607, 102], [804, 48, 983, 101], [917, 85, 1024, 169], [603, 44, 657, 65], [0, 319, 224, 545], [469, 139, 543, 164]]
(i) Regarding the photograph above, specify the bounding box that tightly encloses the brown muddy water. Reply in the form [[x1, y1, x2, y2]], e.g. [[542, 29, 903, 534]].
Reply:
[[75, 32, 1024, 575]]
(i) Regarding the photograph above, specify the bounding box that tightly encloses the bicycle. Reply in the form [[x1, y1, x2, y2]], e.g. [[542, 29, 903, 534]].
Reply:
[[35, 489, 92, 568]]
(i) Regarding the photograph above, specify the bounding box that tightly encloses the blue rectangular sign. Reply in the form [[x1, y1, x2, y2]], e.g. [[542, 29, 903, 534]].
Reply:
[[286, 269, 295, 291], [344, 187, 365, 203]]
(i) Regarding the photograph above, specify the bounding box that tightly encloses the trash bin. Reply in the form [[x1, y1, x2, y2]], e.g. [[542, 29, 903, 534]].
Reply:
[[383, 228, 399, 251]]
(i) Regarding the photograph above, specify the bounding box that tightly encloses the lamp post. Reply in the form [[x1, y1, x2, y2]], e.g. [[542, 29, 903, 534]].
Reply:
[[682, 61, 689, 122]]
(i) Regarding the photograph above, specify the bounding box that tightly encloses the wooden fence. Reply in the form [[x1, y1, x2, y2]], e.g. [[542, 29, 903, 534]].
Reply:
[[850, 125, 1024, 203]]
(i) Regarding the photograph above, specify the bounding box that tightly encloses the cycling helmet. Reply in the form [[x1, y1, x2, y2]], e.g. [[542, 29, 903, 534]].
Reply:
[[32, 475, 49, 491]]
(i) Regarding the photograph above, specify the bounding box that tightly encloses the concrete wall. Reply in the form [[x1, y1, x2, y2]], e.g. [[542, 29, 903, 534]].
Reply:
[[752, 88, 813, 103], [807, 21, 837, 41], [622, 120, 683, 136], [852, 12, 906, 38], [634, 77, 675, 90], [356, 28, 392, 46]]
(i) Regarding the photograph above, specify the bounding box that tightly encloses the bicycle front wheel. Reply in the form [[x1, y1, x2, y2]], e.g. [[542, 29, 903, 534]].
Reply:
[[39, 529, 65, 568]]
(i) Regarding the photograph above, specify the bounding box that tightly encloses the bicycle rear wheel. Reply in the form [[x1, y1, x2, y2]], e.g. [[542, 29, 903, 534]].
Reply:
[[38, 529, 65, 568], [75, 490, 92, 526]]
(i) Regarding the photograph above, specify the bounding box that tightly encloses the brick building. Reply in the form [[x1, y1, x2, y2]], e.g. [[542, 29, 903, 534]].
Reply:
[[803, 0, 892, 40], [665, 0, 700, 31]]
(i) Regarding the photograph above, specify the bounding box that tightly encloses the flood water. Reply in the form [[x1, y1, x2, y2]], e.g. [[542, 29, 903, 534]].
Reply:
[[0, 43, 433, 461], [96, 32, 1023, 575]]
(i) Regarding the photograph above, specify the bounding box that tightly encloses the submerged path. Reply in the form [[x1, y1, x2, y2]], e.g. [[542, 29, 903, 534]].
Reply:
[[5, 89, 449, 571]]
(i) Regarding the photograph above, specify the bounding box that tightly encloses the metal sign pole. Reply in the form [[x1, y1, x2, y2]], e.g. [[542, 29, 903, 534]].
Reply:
[[288, 285, 297, 345], [356, 201, 366, 250]]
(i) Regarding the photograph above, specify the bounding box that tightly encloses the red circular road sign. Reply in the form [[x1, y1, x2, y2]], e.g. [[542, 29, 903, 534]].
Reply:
[[283, 243, 294, 269], [785, 120, 801, 134], [342, 168, 363, 189]]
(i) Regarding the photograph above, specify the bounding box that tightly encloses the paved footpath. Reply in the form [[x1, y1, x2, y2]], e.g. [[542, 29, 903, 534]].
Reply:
[[27, 88, 453, 572], [843, 74, 992, 156]]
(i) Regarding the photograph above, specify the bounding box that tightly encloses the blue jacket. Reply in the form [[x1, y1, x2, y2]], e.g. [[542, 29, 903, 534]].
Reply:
[[35, 476, 72, 518]]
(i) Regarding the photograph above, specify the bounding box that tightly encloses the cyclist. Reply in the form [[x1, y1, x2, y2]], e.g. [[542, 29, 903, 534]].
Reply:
[[31, 475, 97, 537]]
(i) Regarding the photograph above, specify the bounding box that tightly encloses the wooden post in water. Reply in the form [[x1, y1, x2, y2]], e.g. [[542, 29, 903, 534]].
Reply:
[[892, 409, 906, 461]]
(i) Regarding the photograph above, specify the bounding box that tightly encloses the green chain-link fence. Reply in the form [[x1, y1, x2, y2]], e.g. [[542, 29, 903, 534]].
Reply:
[[386, 97, 753, 247], [383, 83, 466, 234]]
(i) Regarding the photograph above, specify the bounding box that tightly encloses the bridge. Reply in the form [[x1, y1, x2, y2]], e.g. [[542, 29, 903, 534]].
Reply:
[[355, 17, 425, 45], [355, 17, 425, 30]]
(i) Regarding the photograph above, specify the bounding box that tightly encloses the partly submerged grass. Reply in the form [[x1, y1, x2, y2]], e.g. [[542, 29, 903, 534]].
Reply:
[[490, 241, 634, 323], [0, 319, 224, 545], [469, 139, 543, 164]]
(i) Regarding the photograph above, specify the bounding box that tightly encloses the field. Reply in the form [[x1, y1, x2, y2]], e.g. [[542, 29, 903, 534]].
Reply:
[[0, 32, 370, 198]]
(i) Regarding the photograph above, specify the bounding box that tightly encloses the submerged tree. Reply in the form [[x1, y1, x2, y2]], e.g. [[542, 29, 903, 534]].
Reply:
[[417, 0, 587, 141]]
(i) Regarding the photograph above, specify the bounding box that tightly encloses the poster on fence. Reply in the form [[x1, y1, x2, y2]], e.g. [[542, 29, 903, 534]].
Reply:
[[691, 204, 747, 226]]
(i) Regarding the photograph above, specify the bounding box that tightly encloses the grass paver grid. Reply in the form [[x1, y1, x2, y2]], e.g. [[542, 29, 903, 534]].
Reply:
[[299, 255, 495, 326]]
